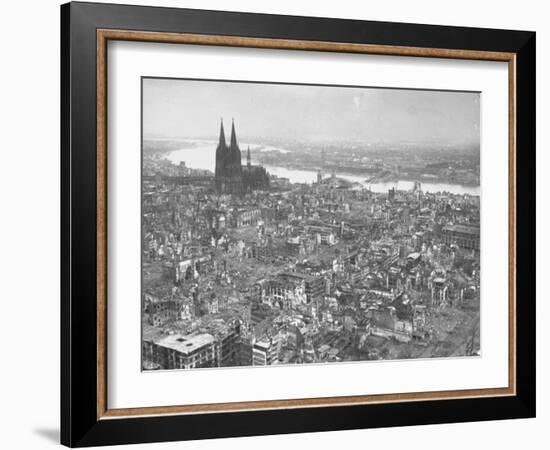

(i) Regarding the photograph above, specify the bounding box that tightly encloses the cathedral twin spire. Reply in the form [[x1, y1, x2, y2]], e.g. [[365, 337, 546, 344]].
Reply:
[[215, 119, 243, 194], [215, 119, 268, 194], [230, 119, 239, 150], [218, 118, 226, 147], [218, 118, 240, 154]]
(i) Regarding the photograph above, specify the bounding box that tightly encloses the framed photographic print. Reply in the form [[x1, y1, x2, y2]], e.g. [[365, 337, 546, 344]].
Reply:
[[60, 1, 536, 447]]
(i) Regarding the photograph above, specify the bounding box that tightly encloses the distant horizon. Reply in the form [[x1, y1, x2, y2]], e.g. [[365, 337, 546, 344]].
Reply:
[[143, 78, 480, 151], [142, 132, 480, 152]]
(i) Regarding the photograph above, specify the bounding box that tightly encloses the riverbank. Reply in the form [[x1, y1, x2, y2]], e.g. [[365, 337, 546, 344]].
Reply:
[[165, 143, 480, 196]]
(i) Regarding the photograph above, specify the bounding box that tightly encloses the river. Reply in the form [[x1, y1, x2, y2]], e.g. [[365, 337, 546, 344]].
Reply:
[[166, 142, 480, 196]]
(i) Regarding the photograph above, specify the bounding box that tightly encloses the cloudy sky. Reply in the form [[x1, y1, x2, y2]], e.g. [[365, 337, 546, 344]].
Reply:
[[143, 77, 480, 147]]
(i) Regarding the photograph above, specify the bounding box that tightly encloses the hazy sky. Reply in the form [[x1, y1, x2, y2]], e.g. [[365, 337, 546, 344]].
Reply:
[[143, 78, 480, 146]]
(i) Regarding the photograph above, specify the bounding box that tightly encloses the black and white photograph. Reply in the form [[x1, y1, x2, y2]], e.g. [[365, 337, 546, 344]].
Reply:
[[141, 78, 481, 371]]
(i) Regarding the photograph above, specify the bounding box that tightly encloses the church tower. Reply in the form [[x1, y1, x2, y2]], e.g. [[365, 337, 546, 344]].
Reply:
[[230, 119, 239, 153], [227, 119, 243, 193], [214, 119, 243, 195], [215, 119, 228, 192], [214, 119, 269, 195]]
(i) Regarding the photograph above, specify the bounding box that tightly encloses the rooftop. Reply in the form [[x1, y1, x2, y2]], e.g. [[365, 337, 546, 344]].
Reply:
[[253, 339, 272, 350], [155, 333, 215, 354], [278, 271, 316, 282], [442, 224, 480, 236]]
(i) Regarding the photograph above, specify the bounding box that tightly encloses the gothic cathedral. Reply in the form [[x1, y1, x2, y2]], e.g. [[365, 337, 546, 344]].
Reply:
[[214, 119, 270, 195]]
